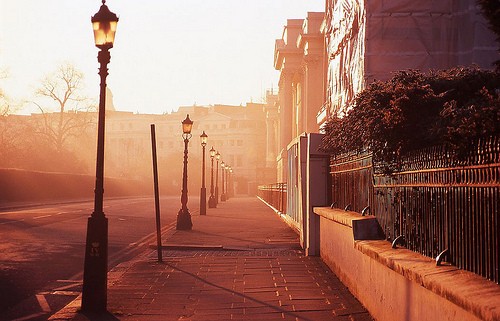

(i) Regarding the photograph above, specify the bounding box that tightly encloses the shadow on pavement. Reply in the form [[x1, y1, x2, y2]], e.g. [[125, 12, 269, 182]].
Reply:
[[163, 261, 316, 321]]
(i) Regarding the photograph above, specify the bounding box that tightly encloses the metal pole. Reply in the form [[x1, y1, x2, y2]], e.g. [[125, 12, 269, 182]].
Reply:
[[200, 144, 207, 215], [82, 47, 110, 312], [208, 155, 216, 208], [150, 124, 162, 262], [177, 137, 192, 230], [221, 165, 226, 202], [215, 158, 219, 204], [228, 171, 232, 198], [225, 168, 229, 200], [93, 49, 109, 218]]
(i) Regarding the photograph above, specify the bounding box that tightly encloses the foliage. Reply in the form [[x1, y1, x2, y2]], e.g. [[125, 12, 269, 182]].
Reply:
[[477, 0, 500, 41], [321, 67, 500, 170], [477, 0, 500, 68]]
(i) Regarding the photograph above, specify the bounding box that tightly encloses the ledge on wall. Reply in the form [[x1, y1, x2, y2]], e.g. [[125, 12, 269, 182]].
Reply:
[[313, 207, 384, 240], [314, 207, 500, 321]]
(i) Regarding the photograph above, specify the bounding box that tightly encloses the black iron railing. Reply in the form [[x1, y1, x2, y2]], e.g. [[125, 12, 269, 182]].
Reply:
[[257, 183, 287, 214], [330, 137, 499, 283]]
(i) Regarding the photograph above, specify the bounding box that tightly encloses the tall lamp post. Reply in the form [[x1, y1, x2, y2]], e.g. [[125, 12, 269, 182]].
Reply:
[[215, 151, 220, 204], [177, 115, 193, 230], [230, 167, 234, 197], [208, 147, 216, 208], [199, 131, 208, 215], [227, 166, 232, 199], [220, 161, 227, 201], [82, 0, 118, 313]]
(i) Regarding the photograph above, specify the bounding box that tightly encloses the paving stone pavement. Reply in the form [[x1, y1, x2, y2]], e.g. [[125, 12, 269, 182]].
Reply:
[[52, 197, 373, 321]]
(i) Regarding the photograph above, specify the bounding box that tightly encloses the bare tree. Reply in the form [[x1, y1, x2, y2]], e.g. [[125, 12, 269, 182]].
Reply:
[[0, 69, 14, 166], [0, 70, 32, 167], [0, 69, 10, 116], [32, 63, 96, 153]]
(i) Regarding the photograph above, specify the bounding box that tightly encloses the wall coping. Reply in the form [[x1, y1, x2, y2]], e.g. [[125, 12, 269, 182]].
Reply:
[[313, 206, 375, 227], [314, 207, 500, 321]]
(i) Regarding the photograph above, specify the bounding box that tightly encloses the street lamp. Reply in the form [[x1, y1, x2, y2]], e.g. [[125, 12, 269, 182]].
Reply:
[[82, 0, 118, 313], [177, 114, 194, 230], [220, 161, 227, 202], [230, 167, 234, 198], [215, 151, 220, 204], [227, 166, 232, 199], [200, 131, 208, 215], [208, 146, 216, 208]]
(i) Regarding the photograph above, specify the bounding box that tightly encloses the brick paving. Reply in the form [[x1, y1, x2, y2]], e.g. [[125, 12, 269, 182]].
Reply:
[[52, 197, 372, 321]]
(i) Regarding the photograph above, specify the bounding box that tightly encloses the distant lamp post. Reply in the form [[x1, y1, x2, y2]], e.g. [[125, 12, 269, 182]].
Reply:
[[215, 151, 220, 204], [82, 0, 118, 313], [220, 162, 227, 202], [177, 114, 193, 230], [200, 131, 208, 215], [208, 146, 217, 208], [227, 166, 233, 198]]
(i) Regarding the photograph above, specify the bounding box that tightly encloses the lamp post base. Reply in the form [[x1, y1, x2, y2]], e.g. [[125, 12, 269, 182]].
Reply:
[[176, 208, 192, 230], [200, 187, 207, 215], [208, 195, 217, 208], [82, 214, 108, 313]]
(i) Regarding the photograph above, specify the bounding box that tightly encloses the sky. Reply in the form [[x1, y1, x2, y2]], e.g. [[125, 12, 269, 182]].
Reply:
[[0, 1, 325, 115]]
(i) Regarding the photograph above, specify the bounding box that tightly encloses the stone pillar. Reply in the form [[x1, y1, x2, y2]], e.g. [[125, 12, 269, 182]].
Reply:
[[303, 56, 323, 133], [298, 12, 326, 134], [277, 71, 294, 182]]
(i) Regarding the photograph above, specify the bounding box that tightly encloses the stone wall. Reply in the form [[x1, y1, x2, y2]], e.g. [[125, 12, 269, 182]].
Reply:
[[0, 168, 149, 204], [314, 207, 499, 321]]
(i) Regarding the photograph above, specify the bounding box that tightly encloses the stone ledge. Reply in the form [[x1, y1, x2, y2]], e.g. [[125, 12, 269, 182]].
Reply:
[[356, 240, 500, 321], [314, 207, 500, 321], [313, 206, 375, 227], [314, 207, 384, 240]]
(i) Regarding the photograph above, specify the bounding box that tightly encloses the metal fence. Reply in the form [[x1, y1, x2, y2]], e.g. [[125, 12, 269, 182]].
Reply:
[[331, 137, 499, 284], [257, 183, 287, 214]]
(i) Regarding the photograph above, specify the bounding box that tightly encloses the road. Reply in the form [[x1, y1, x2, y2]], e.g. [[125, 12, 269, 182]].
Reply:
[[0, 196, 191, 321]]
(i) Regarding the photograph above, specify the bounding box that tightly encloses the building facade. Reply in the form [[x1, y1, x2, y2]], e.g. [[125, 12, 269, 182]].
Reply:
[[274, 12, 326, 182], [323, 0, 498, 119], [273, 0, 498, 182], [105, 100, 277, 195]]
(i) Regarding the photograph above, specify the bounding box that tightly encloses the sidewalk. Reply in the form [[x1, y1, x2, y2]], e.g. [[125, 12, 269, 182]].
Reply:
[[51, 197, 373, 321]]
